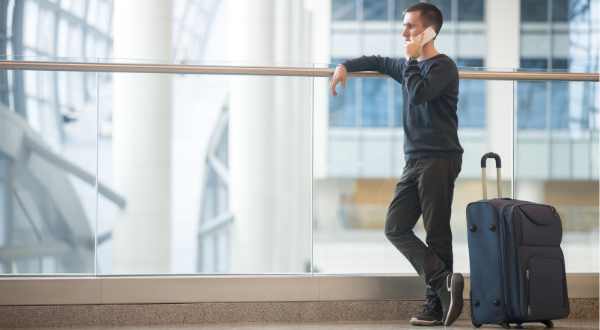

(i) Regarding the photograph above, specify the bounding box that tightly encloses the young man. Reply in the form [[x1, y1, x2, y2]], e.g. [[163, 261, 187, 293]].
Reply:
[[329, 3, 464, 327]]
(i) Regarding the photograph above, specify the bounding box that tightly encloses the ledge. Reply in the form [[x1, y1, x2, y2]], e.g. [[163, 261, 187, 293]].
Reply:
[[0, 274, 597, 306]]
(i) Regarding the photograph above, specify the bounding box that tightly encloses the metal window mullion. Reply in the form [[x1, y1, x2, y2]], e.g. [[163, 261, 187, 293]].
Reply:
[[310, 72, 314, 275], [356, 0, 363, 177], [94, 68, 98, 277], [512, 75, 517, 199], [52, 0, 62, 143], [451, 0, 458, 60], [196, 0, 219, 61], [29, 0, 110, 42], [388, 0, 394, 178], [106, 0, 113, 52], [588, 82, 594, 180], [173, 0, 193, 60], [545, 0, 553, 180]]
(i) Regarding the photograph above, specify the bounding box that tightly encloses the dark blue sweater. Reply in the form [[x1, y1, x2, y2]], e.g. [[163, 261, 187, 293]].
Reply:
[[342, 54, 463, 162]]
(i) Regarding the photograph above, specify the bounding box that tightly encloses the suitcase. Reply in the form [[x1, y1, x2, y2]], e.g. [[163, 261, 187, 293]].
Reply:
[[466, 152, 569, 329]]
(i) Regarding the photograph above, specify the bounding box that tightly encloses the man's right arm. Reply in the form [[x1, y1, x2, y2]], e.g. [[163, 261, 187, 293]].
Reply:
[[330, 55, 404, 97], [342, 55, 404, 81]]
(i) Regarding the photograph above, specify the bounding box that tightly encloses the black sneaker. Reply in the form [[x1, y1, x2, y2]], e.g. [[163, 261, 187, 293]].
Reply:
[[410, 296, 443, 326], [436, 273, 464, 326]]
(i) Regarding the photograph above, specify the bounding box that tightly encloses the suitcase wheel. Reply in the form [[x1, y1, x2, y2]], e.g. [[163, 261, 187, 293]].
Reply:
[[541, 320, 554, 328], [469, 291, 482, 328], [499, 321, 511, 329]]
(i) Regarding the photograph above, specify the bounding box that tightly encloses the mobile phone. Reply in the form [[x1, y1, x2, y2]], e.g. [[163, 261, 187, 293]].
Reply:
[[420, 27, 437, 46]]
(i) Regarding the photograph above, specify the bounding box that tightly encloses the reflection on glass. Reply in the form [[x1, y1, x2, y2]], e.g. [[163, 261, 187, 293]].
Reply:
[[516, 80, 599, 273], [0, 69, 97, 274]]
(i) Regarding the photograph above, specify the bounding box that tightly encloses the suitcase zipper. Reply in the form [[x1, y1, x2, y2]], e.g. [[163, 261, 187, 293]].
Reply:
[[490, 202, 538, 320], [504, 203, 530, 319], [526, 270, 530, 315], [496, 204, 513, 318]]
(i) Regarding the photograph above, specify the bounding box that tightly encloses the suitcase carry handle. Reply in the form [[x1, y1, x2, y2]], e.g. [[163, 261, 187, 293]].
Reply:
[[481, 152, 502, 200]]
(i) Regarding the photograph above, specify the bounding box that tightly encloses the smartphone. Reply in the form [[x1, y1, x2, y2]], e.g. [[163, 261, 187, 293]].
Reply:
[[420, 27, 437, 46]]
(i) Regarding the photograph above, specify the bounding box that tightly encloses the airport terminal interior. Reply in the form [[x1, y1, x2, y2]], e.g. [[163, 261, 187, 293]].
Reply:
[[0, 0, 598, 328]]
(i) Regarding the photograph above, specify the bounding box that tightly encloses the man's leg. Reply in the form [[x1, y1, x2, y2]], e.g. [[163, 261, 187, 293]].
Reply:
[[385, 160, 428, 274], [384, 160, 443, 326], [416, 158, 461, 287], [386, 160, 450, 287], [415, 157, 462, 326]]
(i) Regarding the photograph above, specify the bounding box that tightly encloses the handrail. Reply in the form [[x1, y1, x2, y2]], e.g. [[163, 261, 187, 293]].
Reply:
[[0, 61, 598, 81]]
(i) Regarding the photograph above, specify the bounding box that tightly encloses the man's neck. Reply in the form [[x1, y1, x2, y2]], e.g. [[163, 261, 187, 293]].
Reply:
[[418, 43, 440, 61]]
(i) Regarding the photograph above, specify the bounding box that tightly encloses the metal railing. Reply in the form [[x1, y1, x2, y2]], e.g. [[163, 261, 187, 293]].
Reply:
[[0, 61, 598, 81]]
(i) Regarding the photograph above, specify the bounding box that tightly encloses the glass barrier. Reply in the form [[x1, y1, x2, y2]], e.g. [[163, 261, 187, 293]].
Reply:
[[514, 70, 599, 273], [96, 71, 313, 275], [0, 66, 97, 274], [0, 58, 597, 275]]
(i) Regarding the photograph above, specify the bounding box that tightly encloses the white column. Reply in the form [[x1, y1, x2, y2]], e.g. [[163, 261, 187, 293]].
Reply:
[[485, 0, 520, 188], [112, 0, 172, 273], [229, 0, 276, 273], [229, 0, 312, 273]]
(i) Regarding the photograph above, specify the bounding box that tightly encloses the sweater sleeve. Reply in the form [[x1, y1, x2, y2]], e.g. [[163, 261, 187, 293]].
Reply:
[[402, 59, 456, 105], [341, 55, 405, 83]]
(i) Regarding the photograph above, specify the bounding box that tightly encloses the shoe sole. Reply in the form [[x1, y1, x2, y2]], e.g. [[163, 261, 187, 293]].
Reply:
[[444, 273, 464, 326], [410, 317, 442, 326]]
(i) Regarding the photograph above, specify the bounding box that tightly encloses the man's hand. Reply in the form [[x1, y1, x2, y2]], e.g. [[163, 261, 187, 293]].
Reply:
[[329, 65, 347, 97], [404, 34, 423, 60]]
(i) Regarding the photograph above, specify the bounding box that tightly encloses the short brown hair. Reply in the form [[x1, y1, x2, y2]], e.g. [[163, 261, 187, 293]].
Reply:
[[403, 3, 444, 36]]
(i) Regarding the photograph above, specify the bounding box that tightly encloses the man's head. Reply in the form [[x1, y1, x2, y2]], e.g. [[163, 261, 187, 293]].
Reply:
[[402, 3, 443, 43]]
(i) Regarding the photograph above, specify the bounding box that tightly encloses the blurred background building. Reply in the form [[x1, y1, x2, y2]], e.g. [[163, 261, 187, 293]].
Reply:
[[0, 0, 597, 275]]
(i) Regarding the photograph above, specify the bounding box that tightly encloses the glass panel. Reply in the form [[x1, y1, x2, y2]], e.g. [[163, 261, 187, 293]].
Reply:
[[457, 59, 486, 128], [97, 71, 312, 274], [552, 0, 569, 22], [364, 0, 388, 21], [515, 72, 599, 273], [395, 0, 417, 20], [0, 68, 97, 275], [329, 61, 356, 127], [427, 0, 452, 21], [521, 0, 549, 22], [362, 78, 387, 127], [332, 0, 357, 21], [457, 0, 483, 21]]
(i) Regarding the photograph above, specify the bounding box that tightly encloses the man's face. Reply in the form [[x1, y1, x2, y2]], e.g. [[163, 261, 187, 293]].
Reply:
[[402, 11, 427, 44]]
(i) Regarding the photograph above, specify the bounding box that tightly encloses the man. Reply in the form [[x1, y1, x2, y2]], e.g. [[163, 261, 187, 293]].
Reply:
[[329, 3, 464, 327]]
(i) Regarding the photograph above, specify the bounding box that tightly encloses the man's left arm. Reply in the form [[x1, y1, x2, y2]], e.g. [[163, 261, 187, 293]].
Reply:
[[403, 61, 456, 105]]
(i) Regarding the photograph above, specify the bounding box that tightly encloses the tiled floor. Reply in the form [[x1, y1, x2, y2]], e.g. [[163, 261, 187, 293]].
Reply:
[[5, 320, 598, 330]]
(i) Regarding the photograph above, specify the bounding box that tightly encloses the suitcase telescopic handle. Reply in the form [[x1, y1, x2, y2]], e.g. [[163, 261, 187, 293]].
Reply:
[[481, 152, 502, 200]]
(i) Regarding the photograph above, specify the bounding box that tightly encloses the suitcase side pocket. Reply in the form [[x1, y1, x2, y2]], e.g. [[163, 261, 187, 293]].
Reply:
[[525, 255, 569, 319]]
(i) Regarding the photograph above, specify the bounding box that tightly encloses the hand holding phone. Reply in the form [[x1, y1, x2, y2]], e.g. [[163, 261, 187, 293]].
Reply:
[[420, 27, 436, 46]]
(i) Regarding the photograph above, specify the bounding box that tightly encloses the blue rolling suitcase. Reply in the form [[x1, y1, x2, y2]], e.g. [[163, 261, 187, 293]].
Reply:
[[466, 153, 569, 329]]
